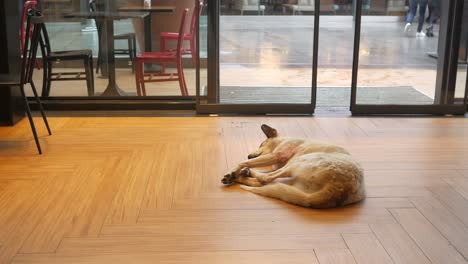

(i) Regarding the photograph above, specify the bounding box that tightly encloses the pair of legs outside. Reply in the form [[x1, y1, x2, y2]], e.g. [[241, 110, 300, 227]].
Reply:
[[405, 0, 428, 33]]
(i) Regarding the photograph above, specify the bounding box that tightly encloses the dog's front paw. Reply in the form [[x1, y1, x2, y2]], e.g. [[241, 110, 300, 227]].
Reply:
[[221, 171, 237, 185], [239, 167, 251, 177]]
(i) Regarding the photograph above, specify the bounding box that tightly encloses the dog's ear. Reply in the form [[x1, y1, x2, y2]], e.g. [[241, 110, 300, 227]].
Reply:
[[261, 124, 278, 138]]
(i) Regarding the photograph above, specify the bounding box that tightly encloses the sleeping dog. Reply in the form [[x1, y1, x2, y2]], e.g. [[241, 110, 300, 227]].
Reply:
[[222, 125, 365, 208]]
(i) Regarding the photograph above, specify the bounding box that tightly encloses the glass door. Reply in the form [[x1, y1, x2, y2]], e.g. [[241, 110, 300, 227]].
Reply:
[[196, 0, 467, 115], [196, 0, 318, 114], [350, 0, 467, 115]]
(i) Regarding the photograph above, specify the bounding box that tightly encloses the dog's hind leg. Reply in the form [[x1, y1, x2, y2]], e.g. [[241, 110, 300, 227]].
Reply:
[[227, 153, 281, 178], [241, 167, 291, 184], [237, 153, 280, 170], [240, 183, 338, 208], [236, 176, 263, 187]]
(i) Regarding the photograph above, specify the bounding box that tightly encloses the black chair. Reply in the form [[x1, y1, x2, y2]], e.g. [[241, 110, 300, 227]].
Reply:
[[40, 16, 94, 97], [0, 10, 52, 154], [95, 22, 137, 74]]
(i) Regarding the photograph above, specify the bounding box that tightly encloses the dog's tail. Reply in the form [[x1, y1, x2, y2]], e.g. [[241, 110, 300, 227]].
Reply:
[[241, 183, 347, 208]]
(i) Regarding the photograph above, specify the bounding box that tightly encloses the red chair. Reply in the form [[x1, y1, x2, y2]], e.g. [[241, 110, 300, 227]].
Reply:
[[21, 0, 41, 69], [135, 9, 190, 96], [160, 1, 203, 72]]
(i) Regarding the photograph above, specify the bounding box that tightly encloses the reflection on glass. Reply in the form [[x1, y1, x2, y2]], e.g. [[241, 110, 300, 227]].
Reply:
[[24, 0, 200, 97], [356, 0, 439, 105]]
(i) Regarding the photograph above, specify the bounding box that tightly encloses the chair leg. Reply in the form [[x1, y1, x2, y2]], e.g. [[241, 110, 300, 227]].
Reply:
[[135, 60, 142, 96], [177, 57, 188, 96], [89, 56, 95, 96], [141, 80, 147, 96], [160, 37, 167, 73], [180, 59, 188, 96], [41, 60, 48, 97], [132, 36, 137, 73], [46, 61, 52, 96], [127, 37, 134, 73], [30, 81, 52, 136], [20, 85, 42, 154], [141, 63, 147, 96], [96, 47, 101, 74], [190, 38, 196, 67], [84, 57, 93, 96]]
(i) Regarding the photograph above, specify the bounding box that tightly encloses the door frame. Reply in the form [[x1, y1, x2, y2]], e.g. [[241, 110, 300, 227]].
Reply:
[[195, 0, 320, 114]]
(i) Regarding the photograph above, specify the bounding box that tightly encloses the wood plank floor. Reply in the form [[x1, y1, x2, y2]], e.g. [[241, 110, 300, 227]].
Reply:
[[0, 115, 468, 264]]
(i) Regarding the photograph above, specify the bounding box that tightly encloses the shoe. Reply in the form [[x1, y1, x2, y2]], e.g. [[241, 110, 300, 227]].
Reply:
[[416, 31, 426, 37], [426, 26, 434, 37], [404, 23, 411, 33]]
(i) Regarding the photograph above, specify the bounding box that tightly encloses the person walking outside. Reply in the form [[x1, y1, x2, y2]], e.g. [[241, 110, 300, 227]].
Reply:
[[425, 0, 440, 37], [404, 0, 428, 37]]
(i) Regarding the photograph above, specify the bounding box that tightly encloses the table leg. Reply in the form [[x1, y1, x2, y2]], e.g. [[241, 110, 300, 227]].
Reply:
[[143, 13, 161, 73], [97, 18, 109, 77], [101, 19, 127, 96], [144, 14, 152, 52]]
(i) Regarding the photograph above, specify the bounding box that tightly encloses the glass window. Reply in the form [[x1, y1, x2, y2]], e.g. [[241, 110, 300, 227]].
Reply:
[[22, 0, 199, 97]]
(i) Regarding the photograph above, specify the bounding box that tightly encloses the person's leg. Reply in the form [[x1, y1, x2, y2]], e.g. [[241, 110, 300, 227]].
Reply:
[[406, 0, 418, 24], [426, 6, 440, 37], [426, 1, 432, 22], [417, 0, 428, 32], [405, 0, 418, 32]]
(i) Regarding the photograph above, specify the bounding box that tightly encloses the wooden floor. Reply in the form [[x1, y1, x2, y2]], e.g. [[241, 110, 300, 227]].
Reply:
[[0, 115, 468, 264]]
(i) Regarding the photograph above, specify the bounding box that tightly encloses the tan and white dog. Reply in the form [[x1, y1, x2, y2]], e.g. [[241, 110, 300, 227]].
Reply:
[[222, 124, 366, 208]]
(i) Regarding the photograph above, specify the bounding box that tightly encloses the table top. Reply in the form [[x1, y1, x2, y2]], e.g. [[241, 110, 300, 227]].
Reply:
[[64, 11, 149, 20], [118, 5, 176, 13]]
